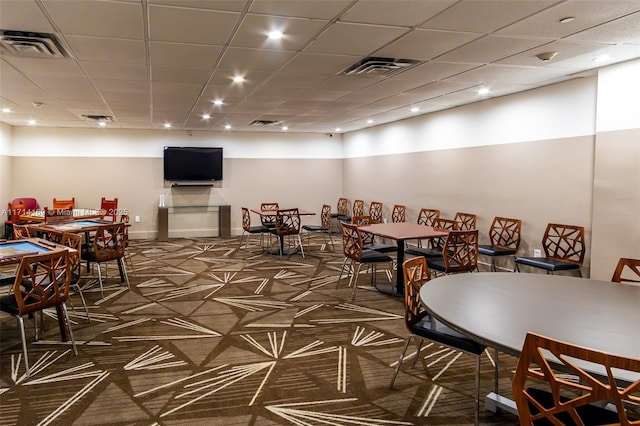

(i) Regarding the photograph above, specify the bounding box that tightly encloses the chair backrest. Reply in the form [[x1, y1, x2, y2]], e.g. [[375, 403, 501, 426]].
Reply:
[[11, 197, 39, 211], [512, 331, 640, 425], [337, 197, 349, 216], [488, 216, 522, 251], [341, 222, 364, 262], [44, 206, 73, 224], [320, 204, 332, 229], [120, 214, 130, 224], [93, 223, 127, 262], [52, 197, 75, 210], [100, 197, 118, 222], [260, 202, 279, 227], [441, 229, 478, 273], [12, 250, 71, 316], [611, 257, 640, 284], [402, 256, 431, 329], [369, 201, 383, 224], [274, 208, 300, 236], [241, 207, 252, 232], [351, 215, 374, 245], [432, 218, 459, 250], [12, 224, 31, 239], [353, 199, 364, 217], [417, 208, 440, 227], [61, 232, 83, 284], [391, 204, 406, 223], [454, 212, 477, 231], [542, 223, 585, 265]]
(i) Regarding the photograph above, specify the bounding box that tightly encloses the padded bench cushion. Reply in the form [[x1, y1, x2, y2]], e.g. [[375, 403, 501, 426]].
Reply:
[[515, 257, 580, 271], [478, 245, 516, 257]]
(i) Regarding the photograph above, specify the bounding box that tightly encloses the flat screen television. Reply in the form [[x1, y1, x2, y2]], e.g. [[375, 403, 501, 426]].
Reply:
[[163, 146, 223, 181]]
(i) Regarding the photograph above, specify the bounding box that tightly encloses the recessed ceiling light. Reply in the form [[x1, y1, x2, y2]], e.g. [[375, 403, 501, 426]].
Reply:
[[213, 100, 223, 106], [281, 126, 288, 131], [28, 119, 36, 125], [232, 76, 245, 83], [2, 107, 11, 113], [163, 123, 172, 128], [98, 121, 106, 127], [268, 30, 283, 40], [559, 17, 574, 24], [478, 88, 491, 95], [411, 107, 420, 113], [367, 119, 374, 124], [224, 124, 232, 130], [202, 113, 210, 120], [335, 127, 341, 132], [594, 54, 612, 63]]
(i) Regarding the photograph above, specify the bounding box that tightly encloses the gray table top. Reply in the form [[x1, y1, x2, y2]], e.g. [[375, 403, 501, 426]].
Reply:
[[419, 272, 640, 359]]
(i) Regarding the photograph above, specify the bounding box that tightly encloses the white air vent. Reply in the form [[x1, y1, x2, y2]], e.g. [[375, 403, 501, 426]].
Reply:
[[249, 119, 282, 126], [0, 30, 69, 58], [341, 56, 421, 76]]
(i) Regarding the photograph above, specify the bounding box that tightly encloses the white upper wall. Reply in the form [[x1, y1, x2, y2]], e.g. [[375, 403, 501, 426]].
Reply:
[[343, 76, 597, 158], [596, 59, 640, 132], [0, 123, 11, 155], [8, 128, 343, 159]]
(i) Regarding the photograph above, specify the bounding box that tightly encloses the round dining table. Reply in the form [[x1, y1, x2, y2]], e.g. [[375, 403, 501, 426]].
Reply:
[[419, 272, 640, 414]]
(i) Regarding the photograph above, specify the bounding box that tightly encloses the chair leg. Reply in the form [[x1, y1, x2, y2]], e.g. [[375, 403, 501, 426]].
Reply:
[[17, 316, 30, 376], [60, 302, 78, 356], [72, 283, 91, 323], [475, 355, 480, 426], [390, 336, 413, 388], [96, 263, 104, 298], [351, 264, 363, 300], [336, 257, 350, 288], [297, 234, 305, 258], [119, 259, 131, 291], [124, 249, 137, 278], [411, 339, 424, 368]]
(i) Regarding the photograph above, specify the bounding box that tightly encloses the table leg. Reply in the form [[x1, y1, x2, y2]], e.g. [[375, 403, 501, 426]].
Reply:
[[55, 304, 70, 342], [395, 240, 405, 295]]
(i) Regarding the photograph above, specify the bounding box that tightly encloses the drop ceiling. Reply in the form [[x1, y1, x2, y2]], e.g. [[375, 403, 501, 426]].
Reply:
[[0, 0, 638, 134]]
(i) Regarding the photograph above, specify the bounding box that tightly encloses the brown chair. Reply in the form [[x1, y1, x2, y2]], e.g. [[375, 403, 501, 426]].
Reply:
[[352, 199, 364, 217], [239, 207, 268, 250], [44, 206, 73, 224], [389, 256, 488, 425], [259, 202, 279, 229], [391, 204, 406, 223], [269, 208, 305, 260], [82, 223, 130, 298], [414, 208, 440, 248], [512, 331, 640, 425], [406, 217, 458, 258], [351, 215, 395, 253], [0, 250, 77, 376], [60, 232, 90, 322], [100, 197, 118, 222], [302, 204, 335, 252], [369, 201, 383, 224], [454, 212, 477, 231], [52, 197, 75, 210], [12, 224, 31, 240], [332, 197, 351, 223], [478, 216, 522, 271], [119, 214, 136, 278], [515, 223, 585, 276], [426, 229, 479, 277], [336, 222, 393, 300], [611, 257, 640, 284]]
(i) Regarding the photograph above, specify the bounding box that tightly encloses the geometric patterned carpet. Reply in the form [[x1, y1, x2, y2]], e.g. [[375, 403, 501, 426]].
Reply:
[[0, 236, 519, 425]]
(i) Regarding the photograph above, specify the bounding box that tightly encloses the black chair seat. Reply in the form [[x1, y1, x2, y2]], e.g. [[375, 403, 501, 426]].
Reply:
[[478, 245, 516, 257], [0, 294, 20, 315], [247, 225, 269, 234], [411, 317, 485, 356], [525, 387, 619, 426], [515, 257, 580, 271], [302, 224, 327, 232], [426, 257, 464, 272], [406, 246, 442, 258], [360, 249, 393, 264]]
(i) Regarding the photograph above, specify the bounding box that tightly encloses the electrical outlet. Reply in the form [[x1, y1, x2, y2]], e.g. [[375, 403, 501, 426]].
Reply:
[[533, 249, 542, 258], [135, 215, 140, 223]]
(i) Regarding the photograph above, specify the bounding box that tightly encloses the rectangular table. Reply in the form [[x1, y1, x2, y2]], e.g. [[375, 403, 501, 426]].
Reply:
[[0, 238, 77, 340], [358, 222, 449, 295], [20, 208, 104, 223]]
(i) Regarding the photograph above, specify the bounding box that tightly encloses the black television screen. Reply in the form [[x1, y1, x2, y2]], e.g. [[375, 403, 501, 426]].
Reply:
[[163, 146, 223, 181]]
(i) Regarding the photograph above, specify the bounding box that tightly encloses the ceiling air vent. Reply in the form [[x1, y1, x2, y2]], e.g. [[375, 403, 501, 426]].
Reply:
[[82, 114, 113, 122], [249, 119, 282, 126], [0, 30, 69, 58], [340, 56, 421, 76]]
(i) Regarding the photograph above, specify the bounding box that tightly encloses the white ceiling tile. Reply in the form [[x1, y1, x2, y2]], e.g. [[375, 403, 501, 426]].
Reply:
[[150, 42, 223, 68], [66, 36, 146, 63], [305, 22, 410, 56], [437, 35, 551, 63], [340, 0, 456, 26], [148, 4, 240, 44], [231, 14, 328, 50], [248, 1, 353, 19], [217, 47, 297, 72], [374, 29, 482, 61]]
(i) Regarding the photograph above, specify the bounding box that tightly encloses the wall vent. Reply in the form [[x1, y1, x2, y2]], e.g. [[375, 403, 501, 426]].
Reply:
[[249, 119, 282, 126], [82, 114, 113, 121], [0, 30, 69, 58], [340, 56, 421, 76]]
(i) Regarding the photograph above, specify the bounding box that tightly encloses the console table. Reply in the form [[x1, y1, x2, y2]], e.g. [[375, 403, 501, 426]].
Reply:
[[158, 205, 231, 241]]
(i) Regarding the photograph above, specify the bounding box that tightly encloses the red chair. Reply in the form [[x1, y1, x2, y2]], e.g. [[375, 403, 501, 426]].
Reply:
[[4, 197, 40, 239], [100, 197, 118, 222]]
